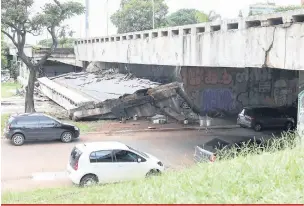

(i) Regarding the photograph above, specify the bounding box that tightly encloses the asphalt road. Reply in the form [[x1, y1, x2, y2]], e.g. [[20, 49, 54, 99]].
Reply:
[[1, 128, 281, 192]]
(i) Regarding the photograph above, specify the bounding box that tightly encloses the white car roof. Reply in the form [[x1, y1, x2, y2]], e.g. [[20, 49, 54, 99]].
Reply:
[[76, 141, 129, 152]]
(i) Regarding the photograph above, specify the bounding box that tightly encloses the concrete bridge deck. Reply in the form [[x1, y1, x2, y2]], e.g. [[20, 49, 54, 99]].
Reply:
[[75, 9, 304, 70]]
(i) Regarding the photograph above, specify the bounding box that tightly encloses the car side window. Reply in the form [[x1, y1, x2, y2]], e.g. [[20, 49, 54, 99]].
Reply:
[[39, 116, 58, 126], [90, 150, 113, 163], [114, 150, 146, 162], [16, 117, 39, 127]]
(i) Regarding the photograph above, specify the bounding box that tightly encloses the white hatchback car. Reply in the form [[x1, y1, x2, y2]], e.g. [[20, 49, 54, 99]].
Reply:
[[67, 141, 165, 186]]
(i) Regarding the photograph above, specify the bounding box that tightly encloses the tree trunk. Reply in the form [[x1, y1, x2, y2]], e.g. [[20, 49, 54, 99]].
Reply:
[[25, 68, 36, 113]]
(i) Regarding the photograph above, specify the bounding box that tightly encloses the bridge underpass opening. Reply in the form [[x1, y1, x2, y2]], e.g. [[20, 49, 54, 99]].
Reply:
[[180, 66, 299, 118], [85, 61, 299, 119]]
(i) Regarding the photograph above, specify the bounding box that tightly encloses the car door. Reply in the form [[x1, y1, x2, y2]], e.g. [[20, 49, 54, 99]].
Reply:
[[113, 150, 148, 182], [89, 150, 117, 184], [17, 116, 41, 140], [38, 116, 63, 140], [258, 108, 275, 128], [270, 109, 288, 128]]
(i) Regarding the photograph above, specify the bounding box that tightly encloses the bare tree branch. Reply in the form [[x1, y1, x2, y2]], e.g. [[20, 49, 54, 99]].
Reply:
[[1, 29, 18, 47], [36, 26, 58, 66]]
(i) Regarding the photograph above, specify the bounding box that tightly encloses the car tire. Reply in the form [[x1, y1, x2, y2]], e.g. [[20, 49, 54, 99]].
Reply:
[[11, 133, 25, 146], [60, 131, 73, 143], [254, 123, 262, 132], [146, 169, 160, 178], [285, 122, 293, 131], [80, 174, 98, 187]]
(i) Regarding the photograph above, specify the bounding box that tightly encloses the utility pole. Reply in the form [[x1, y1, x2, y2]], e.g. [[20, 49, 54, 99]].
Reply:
[[106, 0, 109, 35], [152, 0, 155, 29], [85, 0, 89, 38]]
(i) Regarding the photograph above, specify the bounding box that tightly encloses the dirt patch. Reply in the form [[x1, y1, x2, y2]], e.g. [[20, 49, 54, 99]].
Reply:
[[91, 119, 191, 133]]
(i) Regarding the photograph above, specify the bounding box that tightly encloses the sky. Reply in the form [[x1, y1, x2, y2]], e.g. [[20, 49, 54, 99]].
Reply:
[[25, 0, 302, 44]]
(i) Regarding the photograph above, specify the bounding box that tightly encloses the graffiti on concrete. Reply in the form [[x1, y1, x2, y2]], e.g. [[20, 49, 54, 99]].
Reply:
[[181, 67, 298, 115], [202, 88, 235, 112], [273, 80, 291, 106], [258, 81, 271, 93], [181, 67, 233, 87], [176, 94, 198, 119]]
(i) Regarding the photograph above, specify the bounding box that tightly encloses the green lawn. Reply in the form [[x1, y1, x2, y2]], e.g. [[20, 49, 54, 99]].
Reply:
[[1, 82, 21, 98], [70, 120, 106, 133], [2, 134, 303, 204]]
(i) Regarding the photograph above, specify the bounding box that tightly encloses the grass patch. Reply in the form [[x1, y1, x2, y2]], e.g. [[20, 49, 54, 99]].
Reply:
[[67, 120, 106, 133], [1, 82, 21, 98], [2, 133, 303, 204], [1, 113, 11, 135]]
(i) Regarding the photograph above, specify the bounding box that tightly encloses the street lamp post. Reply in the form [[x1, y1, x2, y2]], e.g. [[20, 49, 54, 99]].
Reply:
[[152, 0, 155, 29]]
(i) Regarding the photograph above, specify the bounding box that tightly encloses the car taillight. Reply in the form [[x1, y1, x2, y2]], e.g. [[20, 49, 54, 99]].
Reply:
[[210, 155, 216, 162], [73, 160, 79, 171]]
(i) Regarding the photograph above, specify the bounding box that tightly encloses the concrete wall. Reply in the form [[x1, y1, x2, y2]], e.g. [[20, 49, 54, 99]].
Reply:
[[17, 60, 82, 86], [75, 9, 304, 70], [40, 61, 82, 77], [181, 67, 298, 115], [87, 62, 179, 83]]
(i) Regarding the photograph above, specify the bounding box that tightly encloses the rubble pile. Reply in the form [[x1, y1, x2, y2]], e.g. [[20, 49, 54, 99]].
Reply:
[[39, 70, 200, 123]]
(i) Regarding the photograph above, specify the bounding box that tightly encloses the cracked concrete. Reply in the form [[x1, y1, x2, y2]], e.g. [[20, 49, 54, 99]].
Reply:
[[263, 27, 277, 68]]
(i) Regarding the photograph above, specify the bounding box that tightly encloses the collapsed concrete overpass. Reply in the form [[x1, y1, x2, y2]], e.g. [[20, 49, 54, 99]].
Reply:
[[75, 9, 304, 70], [8, 46, 83, 86], [34, 9, 304, 136]]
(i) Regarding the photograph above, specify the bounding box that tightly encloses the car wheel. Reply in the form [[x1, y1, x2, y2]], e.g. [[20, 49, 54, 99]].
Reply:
[[254, 123, 262, 132], [11, 133, 25, 146], [285, 122, 293, 131], [61, 131, 73, 143], [146, 169, 160, 178], [80, 174, 98, 187]]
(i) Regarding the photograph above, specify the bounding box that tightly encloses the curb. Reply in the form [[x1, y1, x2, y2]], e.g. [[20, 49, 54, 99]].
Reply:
[[84, 125, 240, 135]]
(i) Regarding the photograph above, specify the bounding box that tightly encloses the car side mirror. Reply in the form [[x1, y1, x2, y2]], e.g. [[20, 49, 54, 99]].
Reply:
[[137, 158, 142, 163]]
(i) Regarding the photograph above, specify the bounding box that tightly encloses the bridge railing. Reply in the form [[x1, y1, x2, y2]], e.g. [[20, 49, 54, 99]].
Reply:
[[74, 9, 304, 46]]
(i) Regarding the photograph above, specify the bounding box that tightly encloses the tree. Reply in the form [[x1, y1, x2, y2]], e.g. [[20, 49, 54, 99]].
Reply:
[[165, 9, 208, 27], [111, 0, 168, 33], [1, 0, 84, 113], [275, 5, 303, 12], [1, 34, 8, 68], [208, 10, 221, 22], [38, 37, 77, 48]]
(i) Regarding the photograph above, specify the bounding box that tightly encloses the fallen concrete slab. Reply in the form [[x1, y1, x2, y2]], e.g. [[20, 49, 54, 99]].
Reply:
[[37, 71, 200, 122], [53, 70, 160, 102]]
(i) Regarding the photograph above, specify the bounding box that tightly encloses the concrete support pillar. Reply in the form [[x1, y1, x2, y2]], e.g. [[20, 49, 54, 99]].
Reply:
[[297, 71, 304, 142], [82, 61, 89, 71], [261, 20, 270, 27]]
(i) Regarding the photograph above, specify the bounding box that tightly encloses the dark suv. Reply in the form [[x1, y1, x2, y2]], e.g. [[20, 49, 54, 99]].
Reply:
[[237, 106, 294, 132], [4, 113, 80, 146]]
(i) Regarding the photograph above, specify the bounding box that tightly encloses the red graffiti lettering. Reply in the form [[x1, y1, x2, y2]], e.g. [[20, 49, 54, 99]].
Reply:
[[204, 70, 218, 85], [220, 69, 232, 85], [188, 68, 202, 86]]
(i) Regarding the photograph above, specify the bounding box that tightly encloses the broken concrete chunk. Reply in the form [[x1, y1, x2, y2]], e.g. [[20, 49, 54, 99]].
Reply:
[[151, 114, 167, 124]]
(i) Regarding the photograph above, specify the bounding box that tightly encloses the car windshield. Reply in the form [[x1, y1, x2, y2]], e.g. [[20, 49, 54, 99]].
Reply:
[[127, 146, 149, 158]]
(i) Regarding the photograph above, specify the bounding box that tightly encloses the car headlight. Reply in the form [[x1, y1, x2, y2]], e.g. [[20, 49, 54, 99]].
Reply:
[[157, 161, 163, 167], [74, 127, 79, 130]]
